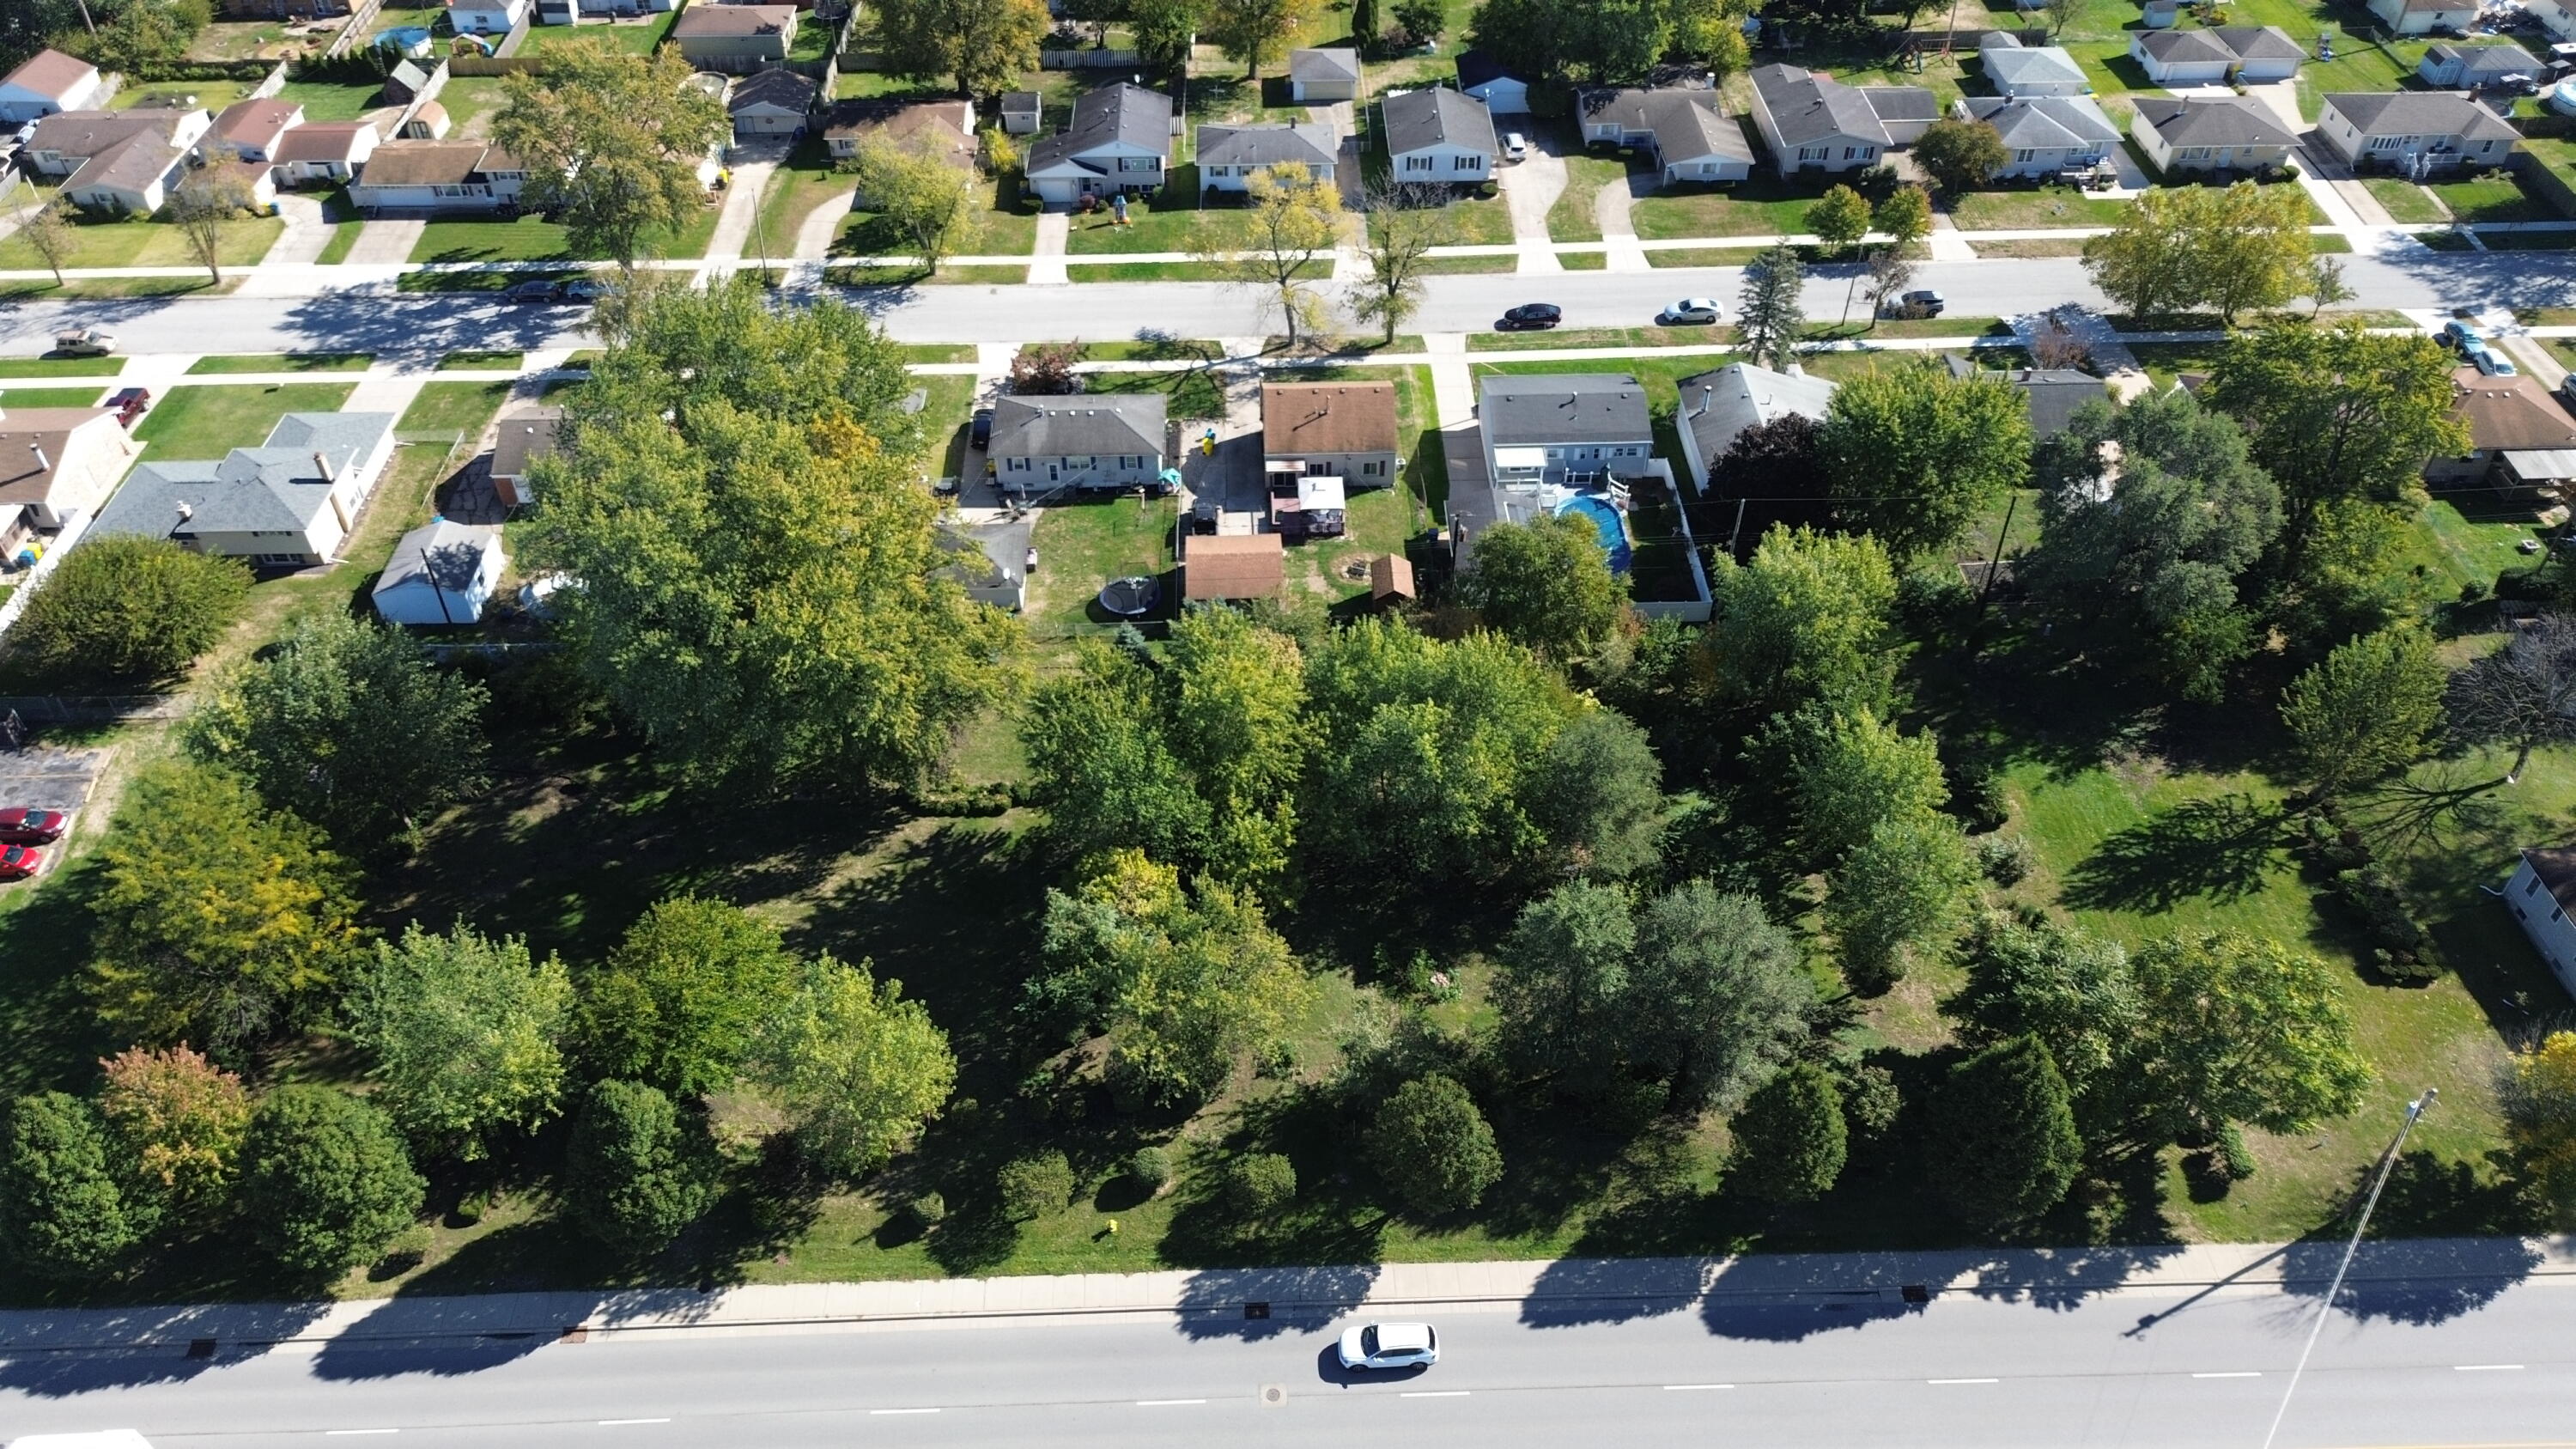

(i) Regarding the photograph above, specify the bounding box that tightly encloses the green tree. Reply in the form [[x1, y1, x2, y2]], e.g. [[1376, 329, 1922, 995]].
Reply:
[[185, 612, 490, 849], [347, 923, 573, 1162], [0, 1093, 144, 1279], [2129, 931, 2372, 1140], [1020, 642, 1215, 866], [2082, 181, 2312, 323], [1667, 0, 1749, 76], [875, 0, 1049, 95], [97, 1043, 250, 1222], [523, 288, 1020, 791], [849, 136, 979, 275], [1350, 0, 1378, 45], [1923, 1036, 2082, 1228], [1705, 526, 1900, 721], [1827, 811, 1978, 993], [1728, 1061, 1848, 1203], [2080, 184, 2201, 321], [239, 1087, 425, 1279], [1129, 0, 1205, 66], [1201, 162, 1340, 343], [1350, 180, 1451, 343], [1522, 709, 1665, 880], [2281, 627, 2446, 796], [2505, 1031, 2576, 1228], [562, 1080, 713, 1254], [2023, 389, 2283, 702], [11, 197, 76, 286], [167, 169, 251, 284], [13, 535, 248, 685], [493, 42, 728, 270], [88, 763, 363, 1052], [1492, 880, 1637, 1100], [998, 1149, 1075, 1220], [1820, 359, 2032, 564], [1735, 243, 1806, 371], [1209, 0, 1321, 75], [1366, 1075, 1503, 1216], [1805, 184, 1871, 259], [1465, 0, 1570, 76], [756, 956, 956, 1178], [1872, 184, 1932, 254], [1226, 1152, 1298, 1213], [1564, 0, 1667, 80], [1913, 117, 2006, 192], [1392, 0, 1443, 42], [1947, 911, 2141, 1130], [1163, 606, 1309, 886], [579, 896, 799, 1099], [1461, 511, 1629, 662], [1784, 706, 1949, 862]]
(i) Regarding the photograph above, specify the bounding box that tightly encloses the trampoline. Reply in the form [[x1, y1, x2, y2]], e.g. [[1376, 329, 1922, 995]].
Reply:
[[1098, 575, 1160, 618], [1557, 494, 1633, 575]]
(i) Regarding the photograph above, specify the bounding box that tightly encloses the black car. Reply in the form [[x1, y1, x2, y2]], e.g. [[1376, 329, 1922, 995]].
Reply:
[[505, 279, 564, 304], [970, 407, 994, 448], [1498, 303, 1562, 332], [1886, 289, 1946, 318]]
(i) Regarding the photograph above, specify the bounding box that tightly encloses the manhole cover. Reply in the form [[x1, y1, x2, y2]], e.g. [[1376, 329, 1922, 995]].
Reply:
[[1260, 1384, 1287, 1408]]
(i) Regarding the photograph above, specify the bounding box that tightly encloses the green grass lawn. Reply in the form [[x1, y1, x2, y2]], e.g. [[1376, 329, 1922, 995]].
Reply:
[[2424, 172, 2550, 224], [412, 204, 720, 265], [1948, 188, 2131, 231], [185, 353, 373, 375], [1645, 245, 1766, 267], [837, 178, 1037, 259], [132, 382, 358, 458], [0, 387, 106, 409], [396, 380, 514, 442], [1027, 495, 1181, 638], [114, 81, 252, 113], [1061, 186, 1255, 255], [0, 357, 125, 379], [518, 11, 676, 53], [902, 344, 979, 363], [1068, 259, 1330, 282], [755, 140, 850, 259], [1467, 324, 1734, 352], [1547, 154, 1629, 244], [829, 262, 1029, 286], [1630, 178, 1832, 240], [2362, 177, 2449, 224], [272, 80, 391, 124], [0, 214, 283, 271], [1085, 367, 1227, 421], [435, 77, 510, 135], [438, 350, 525, 371], [1368, 194, 1517, 247]]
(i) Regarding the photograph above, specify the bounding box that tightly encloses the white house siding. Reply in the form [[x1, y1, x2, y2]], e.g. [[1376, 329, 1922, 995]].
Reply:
[[1663, 155, 1752, 183], [1201, 160, 1336, 192], [1290, 76, 1357, 102], [2318, 100, 2513, 170], [2238, 55, 2300, 82], [1390, 142, 1490, 182], [1466, 77, 1529, 114], [1270, 448, 1398, 485], [65, 169, 174, 215], [1778, 137, 1880, 173], [732, 104, 805, 137], [2130, 43, 2230, 85], [994, 452, 1163, 490], [2368, 0, 2476, 33], [1991, 143, 2108, 179], [0, 72, 106, 125], [2505, 856, 2576, 1000], [2533, 0, 2576, 39]]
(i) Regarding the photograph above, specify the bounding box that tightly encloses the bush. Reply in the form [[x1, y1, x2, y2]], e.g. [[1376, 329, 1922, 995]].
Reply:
[[1224, 1153, 1297, 1216], [2336, 867, 2445, 983], [1728, 1062, 1849, 1204], [1126, 1146, 1172, 1194], [562, 1081, 713, 1256], [12, 536, 249, 684], [997, 1151, 1073, 1221], [239, 1087, 426, 1280], [907, 1190, 947, 1227], [1837, 1062, 1902, 1143], [0, 1093, 146, 1279], [1976, 833, 2034, 886], [1365, 1075, 1503, 1218]]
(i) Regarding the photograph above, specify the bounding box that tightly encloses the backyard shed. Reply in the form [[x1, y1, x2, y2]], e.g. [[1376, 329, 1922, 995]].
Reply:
[[373, 518, 507, 625], [1181, 532, 1284, 600]]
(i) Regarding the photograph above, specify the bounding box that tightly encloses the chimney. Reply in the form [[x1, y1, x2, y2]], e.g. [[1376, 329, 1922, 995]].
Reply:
[[313, 450, 336, 482], [28, 443, 47, 474]]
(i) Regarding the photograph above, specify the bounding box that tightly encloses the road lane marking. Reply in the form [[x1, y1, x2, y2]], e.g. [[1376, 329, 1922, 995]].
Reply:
[[1400, 1390, 1471, 1397], [1928, 1379, 2000, 1385], [323, 1433, 399, 1438], [1135, 1399, 1207, 1406], [597, 1419, 671, 1426], [2453, 1364, 2524, 1372], [868, 1408, 942, 1416], [2194, 1372, 2263, 1379], [1663, 1384, 1734, 1391]]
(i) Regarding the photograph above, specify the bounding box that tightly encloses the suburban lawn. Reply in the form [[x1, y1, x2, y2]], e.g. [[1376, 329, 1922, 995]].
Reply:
[[755, 140, 850, 257], [1947, 188, 2131, 231], [272, 79, 394, 124], [438, 350, 524, 371], [0, 388, 106, 409], [1630, 177, 1843, 240], [0, 214, 283, 271], [0, 357, 125, 379], [395, 380, 514, 443], [837, 180, 1037, 259], [2363, 177, 2450, 225], [2423, 173, 2551, 224], [410, 205, 722, 265], [114, 81, 251, 113], [1368, 194, 1518, 247], [131, 382, 358, 457], [1026, 494, 1180, 639], [1547, 154, 1630, 244], [185, 353, 373, 374], [517, 11, 677, 53], [1061, 187, 1261, 256]]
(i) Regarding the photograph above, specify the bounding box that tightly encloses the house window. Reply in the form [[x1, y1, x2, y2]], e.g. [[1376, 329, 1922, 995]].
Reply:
[[1404, 155, 1433, 171], [2015, 149, 2037, 162], [1798, 145, 1828, 161], [1843, 146, 1859, 160], [1454, 155, 1479, 170], [1364, 460, 1381, 476], [2368, 135, 2400, 150], [1118, 156, 1157, 172], [2530, 875, 2546, 897], [252, 552, 308, 566], [1007, 458, 1028, 472]]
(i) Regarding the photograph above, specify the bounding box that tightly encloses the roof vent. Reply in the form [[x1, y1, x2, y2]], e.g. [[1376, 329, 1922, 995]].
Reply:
[[175, 502, 193, 521], [313, 450, 335, 482]]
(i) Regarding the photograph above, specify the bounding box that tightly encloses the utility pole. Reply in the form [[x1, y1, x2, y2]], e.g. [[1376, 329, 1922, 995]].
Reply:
[[2259, 1089, 2438, 1449], [1978, 494, 2016, 606]]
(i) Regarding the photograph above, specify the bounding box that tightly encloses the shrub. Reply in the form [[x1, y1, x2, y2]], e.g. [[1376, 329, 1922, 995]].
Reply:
[[12, 535, 249, 684], [1922, 1036, 2081, 1229], [1837, 1062, 1902, 1143], [2335, 867, 2444, 983], [239, 1087, 426, 1280], [1728, 1062, 1849, 1204], [997, 1151, 1074, 1221], [1224, 1153, 1297, 1216], [907, 1191, 947, 1227], [562, 1081, 713, 1256], [0, 1093, 146, 1279], [1127, 1146, 1173, 1194], [1976, 833, 2034, 886], [1365, 1075, 1503, 1218]]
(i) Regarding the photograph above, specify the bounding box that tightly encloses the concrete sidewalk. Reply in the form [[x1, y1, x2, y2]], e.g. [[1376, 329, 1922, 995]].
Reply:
[[3, 1238, 2569, 1357]]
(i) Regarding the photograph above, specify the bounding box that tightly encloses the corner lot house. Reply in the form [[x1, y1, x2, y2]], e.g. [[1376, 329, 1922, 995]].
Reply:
[[0, 50, 106, 125], [2316, 91, 2518, 172], [988, 394, 1168, 492], [1024, 82, 1171, 204], [1576, 88, 1755, 184], [90, 412, 399, 567], [1287, 47, 1361, 103], [1673, 362, 1835, 496], [2129, 26, 2306, 84], [1479, 374, 1655, 487], [21, 109, 210, 179], [349, 140, 529, 211], [271, 121, 378, 183], [1382, 87, 1498, 186], [1954, 94, 2121, 179], [1748, 64, 1888, 174], [1455, 50, 1530, 114], [204, 98, 305, 161], [1977, 34, 2093, 98], [2504, 845, 2576, 999], [1262, 381, 1399, 488], [2417, 42, 2542, 88], [0, 403, 142, 560], [374, 519, 507, 625], [729, 68, 817, 137], [1197, 123, 1338, 192], [2428, 367, 2576, 490], [2130, 95, 2297, 175], [489, 405, 562, 510], [670, 3, 799, 67], [2370, 0, 2477, 34]]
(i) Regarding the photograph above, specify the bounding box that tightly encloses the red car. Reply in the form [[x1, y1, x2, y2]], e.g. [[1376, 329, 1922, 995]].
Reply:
[[106, 387, 150, 429], [0, 843, 46, 880], [0, 808, 66, 843]]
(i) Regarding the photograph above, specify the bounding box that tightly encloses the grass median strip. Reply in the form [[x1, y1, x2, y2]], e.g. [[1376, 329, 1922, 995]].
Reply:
[[186, 353, 373, 375]]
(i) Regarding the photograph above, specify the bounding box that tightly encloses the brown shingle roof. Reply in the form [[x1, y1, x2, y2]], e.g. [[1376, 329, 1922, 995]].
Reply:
[[358, 139, 490, 185], [24, 109, 189, 161], [1184, 533, 1284, 600], [673, 3, 796, 35], [0, 409, 114, 508], [2451, 368, 2576, 452], [1, 49, 100, 104], [1262, 381, 1398, 457], [210, 97, 301, 149], [1370, 552, 1416, 601], [490, 407, 563, 479], [274, 122, 373, 162], [823, 98, 975, 167]]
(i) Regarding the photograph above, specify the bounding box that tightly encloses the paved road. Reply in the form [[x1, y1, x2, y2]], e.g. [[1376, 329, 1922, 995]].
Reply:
[[3, 1264, 2571, 1449], [9, 245, 2576, 357]]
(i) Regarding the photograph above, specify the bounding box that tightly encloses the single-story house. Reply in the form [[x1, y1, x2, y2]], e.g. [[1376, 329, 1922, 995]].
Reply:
[[1977, 33, 2093, 97], [1673, 362, 1835, 496], [1577, 88, 1756, 184], [349, 139, 530, 211], [62, 133, 186, 215], [1953, 94, 2122, 179], [1382, 87, 1498, 186], [21, 109, 210, 179], [374, 518, 507, 625], [197, 155, 282, 211], [2530, 0, 2576, 40], [0, 49, 106, 125], [1748, 63, 1889, 174], [823, 97, 976, 166], [271, 121, 380, 183], [2129, 94, 2298, 175], [671, 3, 799, 64], [1862, 85, 1941, 145], [536, 0, 676, 21], [1024, 82, 1170, 204], [2418, 41, 2543, 88], [2129, 25, 2306, 84], [2427, 367, 2576, 489], [1182, 531, 1285, 601], [729, 67, 818, 137], [987, 393, 1167, 492], [89, 411, 400, 567], [1262, 381, 1399, 489], [1947, 357, 2111, 438], [1455, 49, 1530, 115], [445, 0, 530, 33], [2506, 846, 2576, 999], [489, 405, 562, 510], [204, 98, 305, 162], [0, 403, 143, 562], [999, 90, 1042, 136], [1197, 122, 1338, 192], [2316, 90, 2518, 172], [2369, 0, 2477, 35], [1287, 46, 1361, 103], [1479, 374, 1656, 487]]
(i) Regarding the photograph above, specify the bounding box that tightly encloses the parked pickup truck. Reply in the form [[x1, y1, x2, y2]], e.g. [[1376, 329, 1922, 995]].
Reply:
[[52, 328, 116, 358]]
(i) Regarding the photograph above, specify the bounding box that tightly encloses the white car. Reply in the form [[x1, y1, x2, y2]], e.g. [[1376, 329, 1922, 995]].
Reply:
[[1659, 297, 1722, 326], [1501, 131, 1528, 161], [1338, 1321, 1439, 1370]]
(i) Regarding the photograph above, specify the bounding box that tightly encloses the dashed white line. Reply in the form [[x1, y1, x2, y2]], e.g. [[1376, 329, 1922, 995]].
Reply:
[[2455, 1364, 2525, 1372], [1135, 1399, 1207, 1406], [1662, 1384, 1734, 1391], [323, 1433, 399, 1438], [2193, 1372, 2263, 1379], [868, 1408, 943, 1416], [1928, 1378, 2000, 1385], [597, 1419, 671, 1426], [1400, 1390, 1472, 1397]]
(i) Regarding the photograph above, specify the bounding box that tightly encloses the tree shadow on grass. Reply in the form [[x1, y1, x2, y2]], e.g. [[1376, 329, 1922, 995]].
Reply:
[[0, 855, 113, 1102], [2062, 793, 2292, 913]]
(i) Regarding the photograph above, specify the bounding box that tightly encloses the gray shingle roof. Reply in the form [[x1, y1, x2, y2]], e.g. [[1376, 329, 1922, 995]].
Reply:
[[728, 68, 817, 114], [376, 518, 501, 596], [2424, 42, 2541, 79], [489, 406, 562, 479], [988, 394, 1165, 459], [67, 133, 177, 196], [2131, 94, 2297, 148], [2136, 27, 2237, 63], [1750, 64, 1889, 149], [1001, 90, 1041, 118], [2325, 89, 2518, 141], [91, 411, 394, 541], [1960, 94, 2122, 149], [1675, 362, 1835, 477], [24, 109, 188, 161], [1479, 374, 1653, 447], [1861, 85, 1940, 123], [1981, 42, 2091, 91], [1579, 88, 1753, 164], [1288, 47, 1362, 82], [1382, 87, 1498, 158], [1196, 121, 1337, 169], [1068, 81, 1173, 155], [1455, 49, 1517, 91], [2212, 25, 2305, 59]]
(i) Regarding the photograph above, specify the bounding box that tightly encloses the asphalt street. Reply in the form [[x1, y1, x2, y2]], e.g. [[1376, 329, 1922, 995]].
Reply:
[[3, 1266, 2572, 1449], [7, 245, 2576, 357]]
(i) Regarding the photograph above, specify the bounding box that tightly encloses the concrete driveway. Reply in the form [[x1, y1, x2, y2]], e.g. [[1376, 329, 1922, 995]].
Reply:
[[1497, 128, 1567, 272]]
